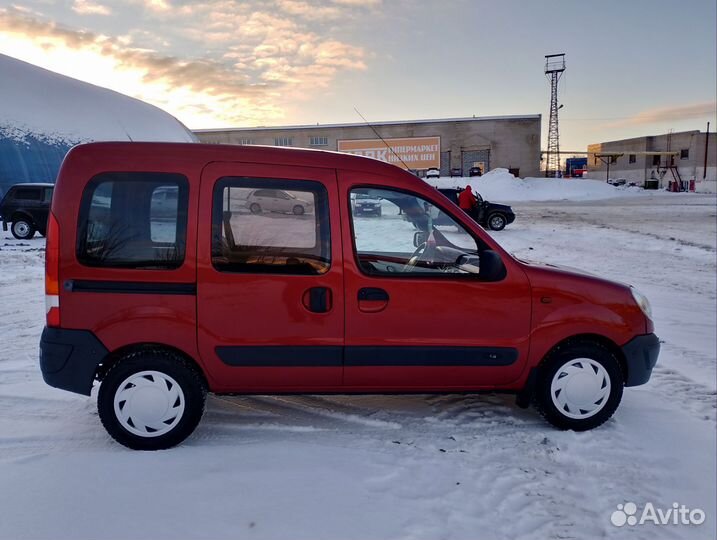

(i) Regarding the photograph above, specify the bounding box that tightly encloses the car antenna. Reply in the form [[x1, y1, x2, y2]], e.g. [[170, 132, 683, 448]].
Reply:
[[353, 107, 410, 170]]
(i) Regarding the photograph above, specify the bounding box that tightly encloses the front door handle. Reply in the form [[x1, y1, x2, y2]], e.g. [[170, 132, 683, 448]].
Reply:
[[357, 287, 389, 313], [302, 287, 332, 313]]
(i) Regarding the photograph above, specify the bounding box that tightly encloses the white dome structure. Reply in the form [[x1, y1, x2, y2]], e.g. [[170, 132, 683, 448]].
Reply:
[[0, 54, 197, 196]]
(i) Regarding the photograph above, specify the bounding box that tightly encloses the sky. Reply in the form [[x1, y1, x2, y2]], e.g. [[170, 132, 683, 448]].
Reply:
[[0, 0, 715, 151]]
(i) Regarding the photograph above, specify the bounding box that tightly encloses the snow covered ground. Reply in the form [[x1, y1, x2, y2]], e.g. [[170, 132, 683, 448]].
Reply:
[[0, 193, 715, 540]]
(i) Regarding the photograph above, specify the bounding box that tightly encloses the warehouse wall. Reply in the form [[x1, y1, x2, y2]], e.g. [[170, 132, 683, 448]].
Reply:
[[195, 116, 541, 178]]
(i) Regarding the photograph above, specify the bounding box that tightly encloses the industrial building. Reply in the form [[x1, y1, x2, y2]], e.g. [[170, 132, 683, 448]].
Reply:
[[586, 130, 716, 192], [194, 115, 542, 178]]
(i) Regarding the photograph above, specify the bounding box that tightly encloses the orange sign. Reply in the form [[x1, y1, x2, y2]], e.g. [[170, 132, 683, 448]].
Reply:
[[337, 136, 441, 169]]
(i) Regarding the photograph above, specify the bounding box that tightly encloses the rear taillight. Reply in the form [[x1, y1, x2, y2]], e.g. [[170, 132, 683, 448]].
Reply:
[[45, 211, 60, 327]]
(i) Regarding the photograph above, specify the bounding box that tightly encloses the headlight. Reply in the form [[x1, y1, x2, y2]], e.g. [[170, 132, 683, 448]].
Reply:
[[630, 287, 653, 320]]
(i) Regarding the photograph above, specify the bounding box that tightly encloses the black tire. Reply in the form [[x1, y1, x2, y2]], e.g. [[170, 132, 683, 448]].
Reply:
[[98, 350, 207, 450], [11, 218, 35, 240], [249, 203, 262, 214], [292, 205, 305, 215], [487, 213, 507, 231], [535, 341, 624, 431]]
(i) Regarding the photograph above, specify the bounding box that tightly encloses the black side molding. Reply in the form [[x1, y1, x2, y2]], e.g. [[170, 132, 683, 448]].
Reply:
[[65, 280, 196, 295], [345, 346, 518, 367], [216, 345, 518, 368], [216, 346, 344, 367]]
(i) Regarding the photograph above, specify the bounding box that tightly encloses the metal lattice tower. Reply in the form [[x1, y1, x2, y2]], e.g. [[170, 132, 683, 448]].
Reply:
[[544, 53, 566, 177]]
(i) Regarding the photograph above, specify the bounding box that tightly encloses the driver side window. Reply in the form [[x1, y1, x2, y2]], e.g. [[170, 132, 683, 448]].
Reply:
[[350, 187, 479, 276]]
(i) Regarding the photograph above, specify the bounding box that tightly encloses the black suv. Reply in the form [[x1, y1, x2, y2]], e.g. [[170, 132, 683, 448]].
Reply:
[[0, 183, 54, 239], [437, 188, 515, 231]]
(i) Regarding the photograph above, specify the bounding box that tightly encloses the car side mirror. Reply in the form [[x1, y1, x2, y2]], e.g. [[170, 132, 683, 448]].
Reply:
[[456, 254, 481, 274], [413, 231, 427, 247], [478, 249, 506, 281]]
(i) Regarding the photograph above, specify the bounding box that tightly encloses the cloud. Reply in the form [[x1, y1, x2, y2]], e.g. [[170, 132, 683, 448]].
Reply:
[[140, 0, 172, 12], [71, 0, 112, 16], [0, 4, 369, 127], [604, 101, 717, 129], [332, 0, 382, 5]]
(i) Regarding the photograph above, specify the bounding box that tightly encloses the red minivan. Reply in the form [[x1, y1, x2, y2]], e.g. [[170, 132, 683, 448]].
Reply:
[[40, 142, 659, 450]]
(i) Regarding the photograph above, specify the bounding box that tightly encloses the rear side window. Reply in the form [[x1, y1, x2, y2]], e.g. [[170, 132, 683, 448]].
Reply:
[[13, 188, 42, 201], [77, 172, 189, 269], [212, 177, 330, 275]]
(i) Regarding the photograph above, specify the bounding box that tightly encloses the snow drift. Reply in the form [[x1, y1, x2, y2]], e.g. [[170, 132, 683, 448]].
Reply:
[[430, 168, 645, 202]]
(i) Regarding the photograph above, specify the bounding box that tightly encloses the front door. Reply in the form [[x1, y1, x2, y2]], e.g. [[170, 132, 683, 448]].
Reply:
[[197, 162, 344, 392], [340, 172, 531, 390]]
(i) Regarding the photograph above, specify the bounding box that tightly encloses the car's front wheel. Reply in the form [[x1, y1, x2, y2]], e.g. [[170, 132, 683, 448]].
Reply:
[[535, 341, 623, 431], [487, 213, 507, 231], [292, 205, 305, 215], [98, 351, 206, 450], [11, 219, 35, 239], [249, 203, 262, 214]]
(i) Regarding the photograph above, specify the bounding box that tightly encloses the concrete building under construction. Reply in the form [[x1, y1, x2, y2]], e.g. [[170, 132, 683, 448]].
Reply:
[[586, 130, 716, 192]]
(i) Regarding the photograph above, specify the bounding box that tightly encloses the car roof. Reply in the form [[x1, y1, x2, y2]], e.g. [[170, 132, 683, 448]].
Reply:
[[62, 142, 422, 182], [9, 183, 55, 188]]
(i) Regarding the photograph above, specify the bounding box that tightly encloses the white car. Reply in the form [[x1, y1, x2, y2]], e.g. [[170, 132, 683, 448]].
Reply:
[[246, 189, 313, 215], [426, 167, 440, 179]]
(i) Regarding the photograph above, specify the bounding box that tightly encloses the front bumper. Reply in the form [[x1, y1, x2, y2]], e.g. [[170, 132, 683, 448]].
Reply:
[[40, 327, 108, 396], [622, 333, 660, 387]]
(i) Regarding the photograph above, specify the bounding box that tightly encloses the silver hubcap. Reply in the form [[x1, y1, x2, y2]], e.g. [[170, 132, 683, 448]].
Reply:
[[13, 222, 29, 236], [114, 371, 185, 437], [490, 216, 504, 228], [550, 358, 611, 419]]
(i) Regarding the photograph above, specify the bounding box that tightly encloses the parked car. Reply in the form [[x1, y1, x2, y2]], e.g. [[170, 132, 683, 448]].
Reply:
[[150, 185, 179, 219], [425, 167, 440, 179], [352, 193, 382, 216], [246, 188, 313, 215], [0, 183, 54, 239], [40, 142, 659, 450], [608, 178, 627, 186], [450, 167, 463, 177], [468, 166, 483, 177], [436, 188, 515, 231]]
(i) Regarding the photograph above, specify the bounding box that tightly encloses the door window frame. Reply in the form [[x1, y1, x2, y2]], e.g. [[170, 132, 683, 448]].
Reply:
[[346, 184, 491, 280], [211, 176, 332, 276]]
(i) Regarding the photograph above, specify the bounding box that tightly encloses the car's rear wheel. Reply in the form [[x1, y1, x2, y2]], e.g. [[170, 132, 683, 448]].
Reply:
[[249, 203, 262, 214], [487, 213, 507, 231], [98, 351, 206, 450], [535, 341, 623, 431], [292, 205, 305, 215], [11, 219, 35, 240]]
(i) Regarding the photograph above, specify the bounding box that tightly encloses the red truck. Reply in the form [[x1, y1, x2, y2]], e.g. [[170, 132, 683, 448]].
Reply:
[[40, 142, 659, 450]]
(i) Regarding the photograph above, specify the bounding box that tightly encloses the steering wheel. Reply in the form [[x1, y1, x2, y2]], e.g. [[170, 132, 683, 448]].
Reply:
[[402, 236, 436, 273]]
